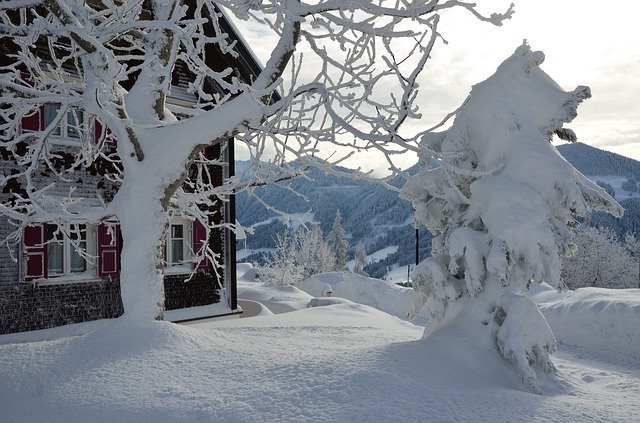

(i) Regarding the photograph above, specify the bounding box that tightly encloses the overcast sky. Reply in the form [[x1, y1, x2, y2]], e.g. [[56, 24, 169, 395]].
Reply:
[[233, 0, 640, 164]]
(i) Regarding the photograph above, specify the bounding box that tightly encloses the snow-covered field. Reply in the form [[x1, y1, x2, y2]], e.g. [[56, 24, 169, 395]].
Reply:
[[1, 269, 639, 422]]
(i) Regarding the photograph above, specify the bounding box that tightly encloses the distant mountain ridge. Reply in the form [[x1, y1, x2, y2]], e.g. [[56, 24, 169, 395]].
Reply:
[[236, 143, 640, 275], [557, 142, 640, 179]]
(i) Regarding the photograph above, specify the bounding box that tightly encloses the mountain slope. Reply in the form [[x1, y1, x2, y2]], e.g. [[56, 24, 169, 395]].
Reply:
[[236, 143, 640, 273]]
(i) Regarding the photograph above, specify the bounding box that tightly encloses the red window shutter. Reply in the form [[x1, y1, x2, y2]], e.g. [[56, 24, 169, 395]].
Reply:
[[97, 222, 121, 277], [21, 106, 42, 132], [192, 220, 211, 269], [23, 224, 47, 281], [94, 120, 117, 148], [94, 120, 103, 144]]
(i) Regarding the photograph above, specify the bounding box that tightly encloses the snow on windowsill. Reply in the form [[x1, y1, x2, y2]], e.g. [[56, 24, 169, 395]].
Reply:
[[36, 271, 102, 286], [164, 265, 194, 275], [47, 135, 84, 147]]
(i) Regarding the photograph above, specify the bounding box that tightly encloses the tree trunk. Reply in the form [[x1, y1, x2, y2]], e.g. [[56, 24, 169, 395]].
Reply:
[[115, 177, 169, 321]]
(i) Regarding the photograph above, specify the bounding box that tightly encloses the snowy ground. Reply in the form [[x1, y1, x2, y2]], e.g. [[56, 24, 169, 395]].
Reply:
[[1, 269, 639, 422]]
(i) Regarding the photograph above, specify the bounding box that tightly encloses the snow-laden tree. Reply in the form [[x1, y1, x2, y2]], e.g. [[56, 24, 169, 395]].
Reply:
[[562, 227, 636, 290], [257, 230, 302, 285], [329, 210, 348, 271], [258, 225, 333, 284], [354, 242, 368, 276], [401, 43, 623, 393], [0, 0, 514, 321], [624, 233, 640, 288], [298, 225, 335, 279]]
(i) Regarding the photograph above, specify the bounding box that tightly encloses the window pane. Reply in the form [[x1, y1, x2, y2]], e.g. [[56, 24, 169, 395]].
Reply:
[[70, 241, 86, 273], [171, 239, 184, 264], [67, 109, 83, 138], [47, 224, 63, 242], [68, 224, 86, 241], [171, 224, 183, 239], [48, 241, 64, 274], [44, 104, 61, 136]]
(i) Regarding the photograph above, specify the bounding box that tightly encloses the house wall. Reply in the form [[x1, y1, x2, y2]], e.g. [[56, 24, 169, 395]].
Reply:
[[0, 143, 227, 335], [0, 271, 221, 334]]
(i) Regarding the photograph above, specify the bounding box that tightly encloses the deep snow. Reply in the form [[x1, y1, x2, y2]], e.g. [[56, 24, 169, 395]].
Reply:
[[1, 267, 639, 422]]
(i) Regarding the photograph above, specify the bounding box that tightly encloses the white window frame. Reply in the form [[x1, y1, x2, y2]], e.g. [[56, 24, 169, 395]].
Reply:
[[43, 104, 94, 146], [46, 223, 96, 279], [164, 218, 192, 274]]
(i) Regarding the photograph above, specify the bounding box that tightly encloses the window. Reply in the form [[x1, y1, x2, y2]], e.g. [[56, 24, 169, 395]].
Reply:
[[46, 223, 95, 277], [164, 219, 192, 271], [43, 104, 89, 143]]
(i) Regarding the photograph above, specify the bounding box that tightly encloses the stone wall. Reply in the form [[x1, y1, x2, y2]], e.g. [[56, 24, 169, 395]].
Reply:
[[0, 272, 221, 334], [0, 278, 124, 334]]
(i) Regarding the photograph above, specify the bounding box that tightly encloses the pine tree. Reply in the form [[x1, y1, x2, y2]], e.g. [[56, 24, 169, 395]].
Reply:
[[354, 242, 368, 276], [400, 43, 622, 393], [330, 210, 348, 271]]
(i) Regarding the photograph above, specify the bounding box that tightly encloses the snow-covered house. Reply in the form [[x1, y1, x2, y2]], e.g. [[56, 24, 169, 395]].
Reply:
[[0, 6, 261, 334]]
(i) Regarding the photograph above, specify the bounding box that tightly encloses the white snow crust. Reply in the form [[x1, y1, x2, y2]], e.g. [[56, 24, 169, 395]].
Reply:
[[532, 284, 640, 360], [297, 272, 413, 320], [1, 297, 639, 422]]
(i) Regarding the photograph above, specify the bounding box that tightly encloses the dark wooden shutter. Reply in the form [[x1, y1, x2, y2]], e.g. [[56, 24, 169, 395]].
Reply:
[[95, 120, 117, 148], [97, 222, 121, 277], [94, 120, 103, 144], [23, 224, 47, 281], [192, 220, 211, 269], [21, 107, 42, 132]]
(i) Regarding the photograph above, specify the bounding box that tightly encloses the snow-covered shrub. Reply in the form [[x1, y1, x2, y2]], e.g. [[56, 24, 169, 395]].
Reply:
[[401, 42, 623, 393], [258, 226, 334, 285]]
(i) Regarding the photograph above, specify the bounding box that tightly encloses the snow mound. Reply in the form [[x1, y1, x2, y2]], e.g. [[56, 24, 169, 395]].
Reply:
[[1, 305, 639, 421], [307, 297, 353, 308], [238, 282, 313, 314], [237, 299, 274, 317], [532, 286, 640, 359], [297, 272, 413, 320]]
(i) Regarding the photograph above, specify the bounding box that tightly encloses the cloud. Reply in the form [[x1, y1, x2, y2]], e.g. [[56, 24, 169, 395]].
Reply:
[[229, 0, 640, 161]]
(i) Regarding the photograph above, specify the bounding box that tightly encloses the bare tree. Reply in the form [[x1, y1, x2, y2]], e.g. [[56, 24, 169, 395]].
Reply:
[[0, 0, 513, 321]]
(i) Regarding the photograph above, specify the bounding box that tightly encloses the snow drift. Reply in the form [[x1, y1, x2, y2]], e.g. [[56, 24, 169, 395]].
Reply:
[[532, 284, 640, 360], [297, 272, 413, 320]]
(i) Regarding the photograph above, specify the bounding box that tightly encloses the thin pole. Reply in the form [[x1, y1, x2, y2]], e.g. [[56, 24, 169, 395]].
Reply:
[[415, 228, 419, 265]]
